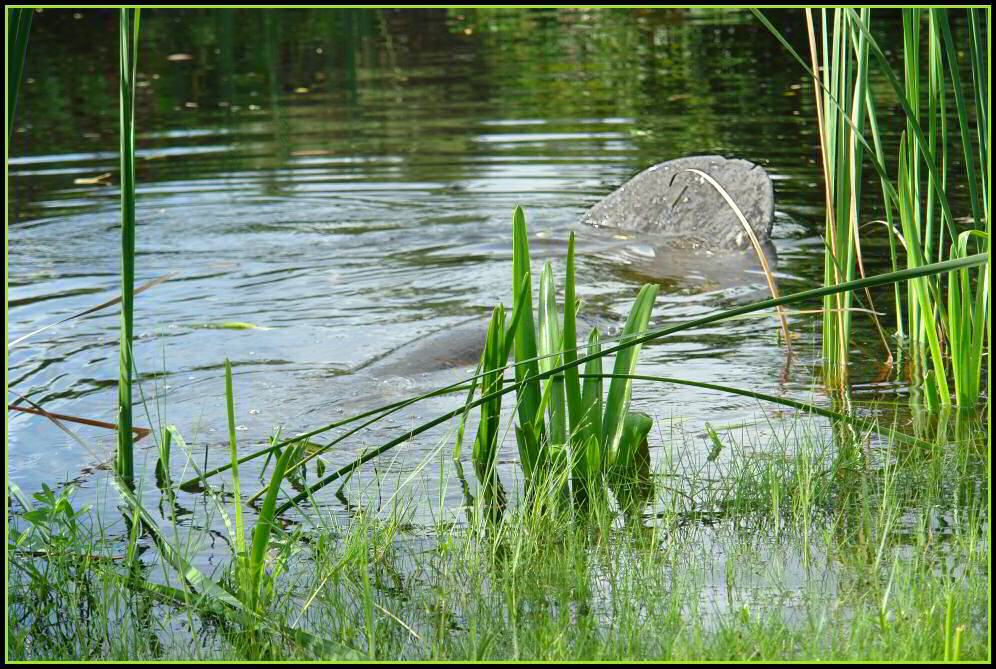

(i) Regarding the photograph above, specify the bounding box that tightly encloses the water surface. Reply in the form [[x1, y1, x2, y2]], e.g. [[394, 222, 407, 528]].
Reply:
[[7, 9, 962, 562]]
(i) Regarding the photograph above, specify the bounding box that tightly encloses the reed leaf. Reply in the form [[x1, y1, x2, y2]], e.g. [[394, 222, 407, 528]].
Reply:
[[472, 305, 508, 519], [538, 261, 567, 448], [601, 283, 657, 468], [455, 273, 528, 461], [562, 232, 586, 505], [580, 329, 604, 455], [116, 8, 140, 483], [512, 206, 544, 480], [225, 359, 247, 561], [249, 440, 295, 612]]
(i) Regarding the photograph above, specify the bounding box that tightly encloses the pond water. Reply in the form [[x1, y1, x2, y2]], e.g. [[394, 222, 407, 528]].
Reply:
[[6, 9, 968, 568]]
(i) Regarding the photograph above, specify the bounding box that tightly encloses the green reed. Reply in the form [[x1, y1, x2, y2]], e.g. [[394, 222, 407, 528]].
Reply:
[[509, 209, 657, 517], [116, 8, 140, 482]]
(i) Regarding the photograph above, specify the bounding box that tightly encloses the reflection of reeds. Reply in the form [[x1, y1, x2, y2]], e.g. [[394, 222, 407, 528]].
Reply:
[[759, 8, 989, 409], [8, 9, 32, 142]]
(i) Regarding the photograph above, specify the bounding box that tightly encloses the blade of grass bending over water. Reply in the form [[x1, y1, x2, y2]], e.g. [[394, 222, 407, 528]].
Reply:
[[8, 274, 175, 349], [271, 254, 986, 516], [675, 168, 794, 354], [116, 8, 140, 483], [7, 8, 32, 142], [589, 374, 930, 450]]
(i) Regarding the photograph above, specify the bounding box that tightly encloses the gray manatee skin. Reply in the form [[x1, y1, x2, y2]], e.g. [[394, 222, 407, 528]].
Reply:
[[370, 319, 491, 380], [581, 155, 774, 251], [372, 156, 776, 378], [370, 317, 597, 380]]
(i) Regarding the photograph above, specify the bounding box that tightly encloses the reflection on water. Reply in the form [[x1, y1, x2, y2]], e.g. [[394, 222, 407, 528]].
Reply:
[[6, 9, 979, 590]]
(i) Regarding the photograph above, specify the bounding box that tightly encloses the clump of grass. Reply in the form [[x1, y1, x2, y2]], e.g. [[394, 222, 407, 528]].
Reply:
[[12, 410, 987, 661], [466, 206, 658, 521]]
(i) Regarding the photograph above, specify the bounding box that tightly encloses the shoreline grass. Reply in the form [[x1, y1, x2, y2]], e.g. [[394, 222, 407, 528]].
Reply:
[[7, 409, 989, 661]]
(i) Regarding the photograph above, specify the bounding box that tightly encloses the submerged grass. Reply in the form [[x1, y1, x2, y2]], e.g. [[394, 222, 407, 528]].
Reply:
[[8, 410, 989, 661]]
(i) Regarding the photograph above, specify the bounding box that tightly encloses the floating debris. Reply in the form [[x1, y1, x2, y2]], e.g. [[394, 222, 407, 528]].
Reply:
[[73, 172, 112, 186]]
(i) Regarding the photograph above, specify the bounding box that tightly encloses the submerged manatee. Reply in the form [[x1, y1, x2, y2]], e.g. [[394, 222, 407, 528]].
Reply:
[[373, 156, 776, 378], [582, 155, 774, 250]]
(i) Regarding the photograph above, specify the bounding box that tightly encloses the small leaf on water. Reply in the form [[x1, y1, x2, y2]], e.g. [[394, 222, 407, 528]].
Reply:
[[189, 322, 269, 330], [73, 172, 112, 185], [705, 423, 724, 462]]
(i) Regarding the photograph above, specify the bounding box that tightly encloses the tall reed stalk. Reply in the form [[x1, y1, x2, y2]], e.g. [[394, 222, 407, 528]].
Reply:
[[888, 9, 988, 409], [116, 8, 140, 481], [804, 9, 874, 389]]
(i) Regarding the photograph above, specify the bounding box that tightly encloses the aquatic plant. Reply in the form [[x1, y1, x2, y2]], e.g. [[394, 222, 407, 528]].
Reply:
[[464, 207, 658, 520], [9, 407, 989, 660], [756, 8, 990, 409], [173, 243, 984, 522], [116, 8, 140, 482]]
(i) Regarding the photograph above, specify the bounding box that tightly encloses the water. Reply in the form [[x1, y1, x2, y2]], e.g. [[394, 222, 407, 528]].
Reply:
[[5, 9, 968, 561]]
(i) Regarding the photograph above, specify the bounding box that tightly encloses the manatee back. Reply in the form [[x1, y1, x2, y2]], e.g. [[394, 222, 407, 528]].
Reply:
[[581, 156, 774, 250]]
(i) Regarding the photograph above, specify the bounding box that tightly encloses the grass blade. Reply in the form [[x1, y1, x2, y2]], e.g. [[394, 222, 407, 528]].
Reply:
[[249, 442, 294, 611], [538, 261, 567, 448], [602, 284, 657, 467], [225, 360, 247, 560], [512, 206, 543, 477], [116, 8, 140, 483]]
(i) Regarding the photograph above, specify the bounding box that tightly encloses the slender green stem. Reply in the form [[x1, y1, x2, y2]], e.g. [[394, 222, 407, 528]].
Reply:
[[116, 8, 140, 483]]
